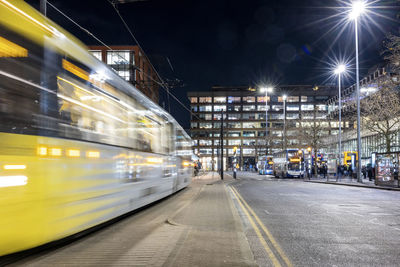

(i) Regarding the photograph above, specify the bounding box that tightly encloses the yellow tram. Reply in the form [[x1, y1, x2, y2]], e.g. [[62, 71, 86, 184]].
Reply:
[[0, 0, 193, 256]]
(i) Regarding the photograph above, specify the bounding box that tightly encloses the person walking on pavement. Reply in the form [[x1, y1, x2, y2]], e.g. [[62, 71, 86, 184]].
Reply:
[[367, 165, 373, 181]]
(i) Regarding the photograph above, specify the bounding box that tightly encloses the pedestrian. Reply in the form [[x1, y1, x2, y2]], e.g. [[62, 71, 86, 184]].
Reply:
[[362, 165, 366, 179], [322, 164, 327, 178], [367, 165, 373, 181]]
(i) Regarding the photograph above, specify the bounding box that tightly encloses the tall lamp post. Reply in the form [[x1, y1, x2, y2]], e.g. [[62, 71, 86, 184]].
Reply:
[[282, 95, 287, 152], [348, 1, 365, 182], [260, 87, 273, 155], [334, 64, 346, 181]]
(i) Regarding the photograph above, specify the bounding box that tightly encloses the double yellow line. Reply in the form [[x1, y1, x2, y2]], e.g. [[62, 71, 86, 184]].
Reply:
[[230, 186, 293, 267]]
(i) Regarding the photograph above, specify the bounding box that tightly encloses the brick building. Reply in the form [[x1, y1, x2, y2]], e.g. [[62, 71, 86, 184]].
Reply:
[[88, 45, 159, 103]]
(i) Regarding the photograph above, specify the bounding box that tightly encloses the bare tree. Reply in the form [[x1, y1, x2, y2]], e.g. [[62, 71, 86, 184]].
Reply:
[[360, 34, 400, 153], [361, 83, 400, 153], [297, 109, 330, 175], [383, 34, 400, 73]]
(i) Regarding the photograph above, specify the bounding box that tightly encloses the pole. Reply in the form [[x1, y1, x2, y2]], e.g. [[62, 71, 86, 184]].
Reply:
[[265, 90, 269, 155], [338, 74, 342, 181], [40, 0, 47, 16], [355, 18, 362, 183], [283, 98, 286, 152], [220, 110, 224, 180]]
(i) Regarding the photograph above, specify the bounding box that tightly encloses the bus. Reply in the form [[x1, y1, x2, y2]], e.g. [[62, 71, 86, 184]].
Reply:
[[273, 149, 305, 178], [258, 156, 274, 175], [344, 151, 358, 168]]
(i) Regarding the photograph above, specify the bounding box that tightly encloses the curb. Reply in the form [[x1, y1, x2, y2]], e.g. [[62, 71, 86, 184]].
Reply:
[[304, 180, 400, 191]]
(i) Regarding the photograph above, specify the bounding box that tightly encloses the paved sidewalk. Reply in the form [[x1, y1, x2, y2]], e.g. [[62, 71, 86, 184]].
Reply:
[[164, 171, 256, 266], [305, 175, 400, 191]]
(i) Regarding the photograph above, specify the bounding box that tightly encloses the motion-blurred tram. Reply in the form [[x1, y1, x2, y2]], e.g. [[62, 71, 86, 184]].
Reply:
[[0, 1, 193, 256]]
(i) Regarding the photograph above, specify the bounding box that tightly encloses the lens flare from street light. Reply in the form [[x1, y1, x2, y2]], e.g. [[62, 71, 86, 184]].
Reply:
[[260, 87, 273, 93], [282, 94, 287, 100], [334, 64, 346, 75], [348, 1, 366, 20]]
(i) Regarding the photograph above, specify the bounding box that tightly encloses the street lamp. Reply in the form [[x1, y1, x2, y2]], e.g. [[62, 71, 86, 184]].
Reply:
[[334, 64, 346, 180], [260, 87, 273, 155], [348, 1, 366, 182], [282, 94, 287, 152]]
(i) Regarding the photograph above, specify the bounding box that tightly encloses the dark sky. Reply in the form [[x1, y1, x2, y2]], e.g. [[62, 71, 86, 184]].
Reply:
[[26, 0, 399, 129]]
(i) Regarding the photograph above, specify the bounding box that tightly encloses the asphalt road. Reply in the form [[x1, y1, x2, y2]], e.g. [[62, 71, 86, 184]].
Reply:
[[230, 171, 400, 267]]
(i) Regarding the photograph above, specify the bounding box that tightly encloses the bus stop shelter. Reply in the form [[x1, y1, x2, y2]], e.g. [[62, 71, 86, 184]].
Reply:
[[373, 152, 400, 188]]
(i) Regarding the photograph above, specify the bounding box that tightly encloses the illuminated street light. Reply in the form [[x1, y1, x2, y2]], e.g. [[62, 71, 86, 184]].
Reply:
[[348, 0, 366, 182], [348, 1, 366, 20], [334, 64, 347, 181], [260, 87, 273, 155], [334, 64, 346, 75]]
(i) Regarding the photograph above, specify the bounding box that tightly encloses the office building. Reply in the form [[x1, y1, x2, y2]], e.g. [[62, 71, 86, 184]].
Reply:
[[188, 85, 340, 171]]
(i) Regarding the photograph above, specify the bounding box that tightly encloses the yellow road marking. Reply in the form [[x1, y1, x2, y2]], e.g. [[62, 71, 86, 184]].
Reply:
[[229, 187, 282, 267], [231, 186, 293, 267]]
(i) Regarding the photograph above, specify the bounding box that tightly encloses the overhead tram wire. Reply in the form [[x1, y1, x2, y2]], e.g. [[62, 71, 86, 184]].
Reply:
[[106, 0, 172, 113], [46, 1, 196, 120]]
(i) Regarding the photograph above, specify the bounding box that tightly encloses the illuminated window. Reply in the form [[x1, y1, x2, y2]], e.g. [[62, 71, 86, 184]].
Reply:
[[89, 50, 102, 61], [228, 132, 241, 137], [190, 97, 198, 103], [199, 97, 212, 103], [287, 96, 299, 102], [214, 105, 226, 112], [243, 131, 255, 137], [228, 139, 241, 146], [228, 114, 240, 120], [301, 104, 314, 111], [107, 51, 130, 65], [272, 105, 283, 111], [199, 106, 212, 112], [242, 139, 256, 146], [214, 97, 226, 103], [287, 113, 299, 120], [243, 105, 255, 111], [243, 96, 255, 103], [199, 123, 212, 129], [228, 96, 241, 103], [243, 149, 255, 155], [257, 96, 270, 103], [116, 70, 130, 81], [287, 104, 299, 111], [199, 140, 212, 146]]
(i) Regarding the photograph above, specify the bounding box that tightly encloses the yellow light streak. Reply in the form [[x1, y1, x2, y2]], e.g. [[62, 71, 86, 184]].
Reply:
[[49, 148, 62, 156], [3, 165, 26, 170], [0, 175, 28, 188], [67, 149, 80, 158], [62, 59, 89, 81], [86, 151, 100, 158], [37, 146, 47, 156], [146, 157, 163, 164], [0, 0, 58, 37], [0, 36, 27, 57]]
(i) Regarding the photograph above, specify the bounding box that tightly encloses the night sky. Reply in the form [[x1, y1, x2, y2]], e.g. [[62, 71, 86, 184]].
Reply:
[[26, 0, 399, 129]]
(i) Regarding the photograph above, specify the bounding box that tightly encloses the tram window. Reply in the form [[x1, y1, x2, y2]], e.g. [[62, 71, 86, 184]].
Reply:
[[0, 28, 45, 135]]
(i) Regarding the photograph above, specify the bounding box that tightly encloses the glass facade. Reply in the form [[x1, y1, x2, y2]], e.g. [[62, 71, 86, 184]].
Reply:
[[189, 86, 337, 170]]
